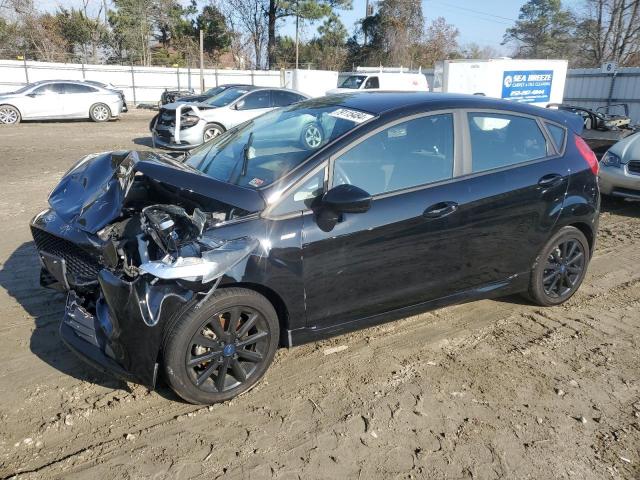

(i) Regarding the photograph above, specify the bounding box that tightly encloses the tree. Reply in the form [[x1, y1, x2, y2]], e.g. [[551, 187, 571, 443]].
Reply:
[[265, 0, 351, 69], [108, 0, 155, 65], [503, 0, 576, 59], [196, 3, 231, 58], [576, 0, 640, 66], [56, 6, 108, 63], [377, 0, 424, 66], [224, 0, 267, 68], [415, 17, 460, 67]]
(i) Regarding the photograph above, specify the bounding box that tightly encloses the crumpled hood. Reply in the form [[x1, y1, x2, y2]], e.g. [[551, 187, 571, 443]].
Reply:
[[609, 131, 640, 162], [48, 150, 265, 233]]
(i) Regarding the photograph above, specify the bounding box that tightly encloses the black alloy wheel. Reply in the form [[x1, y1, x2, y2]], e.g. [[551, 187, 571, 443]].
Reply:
[[527, 226, 590, 306], [186, 305, 269, 393], [542, 239, 585, 298], [163, 288, 279, 404]]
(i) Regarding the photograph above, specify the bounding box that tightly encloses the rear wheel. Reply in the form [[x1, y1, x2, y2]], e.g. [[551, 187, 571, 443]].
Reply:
[[0, 105, 20, 125], [203, 123, 225, 142], [300, 122, 323, 149], [526, 226, 590, 306], [163, 288, 279, 404], [90, 103, 111, 122]]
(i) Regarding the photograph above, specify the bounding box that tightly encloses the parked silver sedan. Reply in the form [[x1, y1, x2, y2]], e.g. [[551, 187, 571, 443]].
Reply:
[[599, 132, 640, 199], [0, 80, 124, 125]]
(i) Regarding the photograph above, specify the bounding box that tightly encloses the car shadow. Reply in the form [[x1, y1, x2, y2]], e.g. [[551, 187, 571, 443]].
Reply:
[[0, 241, 130, 392], [600, 195, 640, 217], [0, 241, 191, 402], [133, 136, 155, 148]]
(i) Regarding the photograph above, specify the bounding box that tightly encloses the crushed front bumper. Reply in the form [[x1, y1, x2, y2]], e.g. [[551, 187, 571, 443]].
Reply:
[[58, 270, 195, 388]]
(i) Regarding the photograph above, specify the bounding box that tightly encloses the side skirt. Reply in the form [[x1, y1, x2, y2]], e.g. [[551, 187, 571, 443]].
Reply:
[[286, 273, 529, 347]]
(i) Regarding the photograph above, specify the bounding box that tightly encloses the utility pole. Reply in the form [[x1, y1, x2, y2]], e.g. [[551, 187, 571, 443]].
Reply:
[[364, 0, 369, 45], [199, 29, 205, 92], [295, 0, 299, 69]]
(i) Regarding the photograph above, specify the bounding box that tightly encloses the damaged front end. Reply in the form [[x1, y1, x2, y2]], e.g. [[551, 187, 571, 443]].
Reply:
[[30, 150, 263, 387]]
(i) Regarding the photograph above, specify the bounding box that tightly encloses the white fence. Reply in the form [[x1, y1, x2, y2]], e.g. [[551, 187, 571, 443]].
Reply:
[[564, 67, 640, 122], [1, 60, 638, 122], [0, 59, 289, 104]]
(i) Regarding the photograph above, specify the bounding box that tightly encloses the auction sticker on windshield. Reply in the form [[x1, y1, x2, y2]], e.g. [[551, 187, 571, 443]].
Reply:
[[328, 108, 374, 124]]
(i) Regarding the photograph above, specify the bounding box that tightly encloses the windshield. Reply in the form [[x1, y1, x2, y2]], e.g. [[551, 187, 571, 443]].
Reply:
[[185, 102, 375, 189], [339, 75, 367, 89], [202, 88, 250, 107]]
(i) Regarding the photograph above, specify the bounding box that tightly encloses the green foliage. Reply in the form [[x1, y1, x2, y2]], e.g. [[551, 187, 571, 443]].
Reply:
[[503, 0, 576, 59], [196, 4, 232, 56]]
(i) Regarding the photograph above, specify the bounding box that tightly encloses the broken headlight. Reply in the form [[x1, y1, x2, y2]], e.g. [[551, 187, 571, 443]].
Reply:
[[139, 237, 259, 283]]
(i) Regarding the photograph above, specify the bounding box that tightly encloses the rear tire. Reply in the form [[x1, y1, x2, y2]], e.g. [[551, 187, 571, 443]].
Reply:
[[90, 103, 111, 122], [163, 288, 279, 404], [0, 105, 20, 125], [526, 226, 590, 306]]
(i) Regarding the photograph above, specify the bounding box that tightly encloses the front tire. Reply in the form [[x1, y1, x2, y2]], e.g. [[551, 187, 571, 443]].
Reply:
[[163, 288, 279, 404], [203, 123, 225, 143], [527, 226, 590, 306], [300, 122, 323, 149], [0, 105, 21, 125], [90, 103, 111, 122]]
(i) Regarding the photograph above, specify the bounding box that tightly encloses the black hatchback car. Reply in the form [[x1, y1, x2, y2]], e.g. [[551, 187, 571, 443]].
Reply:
[[30, 93, 600, 404]]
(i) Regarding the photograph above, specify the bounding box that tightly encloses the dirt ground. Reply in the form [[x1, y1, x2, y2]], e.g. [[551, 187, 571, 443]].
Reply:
[[0, 110, 639, 480]]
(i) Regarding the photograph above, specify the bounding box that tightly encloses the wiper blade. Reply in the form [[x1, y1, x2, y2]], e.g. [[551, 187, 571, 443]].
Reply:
[[240, 132, 254, 178]]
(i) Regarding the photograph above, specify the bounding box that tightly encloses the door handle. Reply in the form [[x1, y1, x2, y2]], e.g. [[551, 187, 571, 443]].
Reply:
[[538, 174, 564, 188], [423, 201, 458, 219]]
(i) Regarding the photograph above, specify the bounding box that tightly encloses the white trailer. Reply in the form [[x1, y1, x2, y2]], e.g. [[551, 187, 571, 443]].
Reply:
[[433, 59, 568, 107]]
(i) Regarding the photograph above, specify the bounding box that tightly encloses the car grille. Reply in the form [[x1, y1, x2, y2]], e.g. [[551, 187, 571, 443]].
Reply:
[[31, 227, 101, 284], [628, 160, 640, 175]]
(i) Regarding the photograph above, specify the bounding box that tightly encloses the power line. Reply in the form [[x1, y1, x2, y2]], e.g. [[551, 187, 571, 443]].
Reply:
[[427, 0, 518, 23]]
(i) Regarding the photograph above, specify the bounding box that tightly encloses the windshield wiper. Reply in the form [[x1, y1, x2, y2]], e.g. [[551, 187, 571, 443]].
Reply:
[[240, 132, 254, 178]]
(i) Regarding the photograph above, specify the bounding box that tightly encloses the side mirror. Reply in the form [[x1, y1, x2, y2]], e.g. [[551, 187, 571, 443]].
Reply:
[[235, 100, 245, 110], [27, 92, 38, 98], [322, 184, 372, 214]]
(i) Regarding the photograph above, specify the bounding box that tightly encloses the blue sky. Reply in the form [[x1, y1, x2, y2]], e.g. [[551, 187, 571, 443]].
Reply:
[[35, 0, 583, 54]]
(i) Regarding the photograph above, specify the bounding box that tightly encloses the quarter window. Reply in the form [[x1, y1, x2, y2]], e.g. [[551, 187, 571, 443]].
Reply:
[[332, 113, 454, 195], [468, 113, 548, 173], [270, 168, 326, 215], [545, 122, 566, 152]]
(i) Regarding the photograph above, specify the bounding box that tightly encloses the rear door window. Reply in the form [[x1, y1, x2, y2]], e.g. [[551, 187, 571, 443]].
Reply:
[[238, 91, 271, 110], [467, 113, 548, 173], [63, 83, 97, 94], [271, 90, 306, 107]]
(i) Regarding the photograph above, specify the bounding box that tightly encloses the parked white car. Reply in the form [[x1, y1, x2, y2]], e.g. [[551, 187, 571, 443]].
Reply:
[[327, 72, 429, 95], [151, 86, 309, 150], [0, 80, 124, 125]]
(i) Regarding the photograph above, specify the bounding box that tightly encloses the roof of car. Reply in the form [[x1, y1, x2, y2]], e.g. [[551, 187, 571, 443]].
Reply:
[[312, 91, 577, 128]]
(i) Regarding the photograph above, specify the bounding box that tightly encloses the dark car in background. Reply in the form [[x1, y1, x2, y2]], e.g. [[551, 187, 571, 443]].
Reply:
[[174, 84, 253, 104], [30, 92, 599, 404], [160, 88, 195, 106]]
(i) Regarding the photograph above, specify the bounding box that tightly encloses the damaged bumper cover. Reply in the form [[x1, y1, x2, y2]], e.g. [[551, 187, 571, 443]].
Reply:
[[61, 271, 194, 388]]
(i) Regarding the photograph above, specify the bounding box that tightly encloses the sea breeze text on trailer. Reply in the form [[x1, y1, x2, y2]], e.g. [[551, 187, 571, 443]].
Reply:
[[512, 74, 553, 83]]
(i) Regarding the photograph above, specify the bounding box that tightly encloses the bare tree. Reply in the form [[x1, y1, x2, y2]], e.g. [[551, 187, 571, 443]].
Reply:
[[224, 0, 267, 68], [578, 0, 640, 66]]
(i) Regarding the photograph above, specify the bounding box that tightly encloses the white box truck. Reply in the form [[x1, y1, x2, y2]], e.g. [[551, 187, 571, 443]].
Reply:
[[433, 59, 568, 107]]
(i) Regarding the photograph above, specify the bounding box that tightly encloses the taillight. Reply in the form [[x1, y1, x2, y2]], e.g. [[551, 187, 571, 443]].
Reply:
[[575, 134, 598, 175]]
